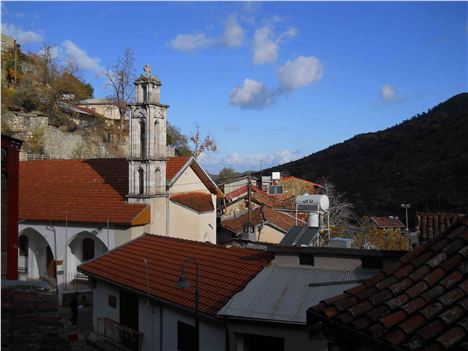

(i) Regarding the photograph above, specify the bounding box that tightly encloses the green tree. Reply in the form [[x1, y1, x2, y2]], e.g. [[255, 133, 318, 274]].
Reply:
[[217, 167, 239, 185], [167, 122, 192, 156]]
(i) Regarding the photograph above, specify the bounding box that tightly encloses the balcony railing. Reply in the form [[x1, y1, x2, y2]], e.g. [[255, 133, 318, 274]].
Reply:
[[97, 318, 144, 351], [63, 271, 91, 291]]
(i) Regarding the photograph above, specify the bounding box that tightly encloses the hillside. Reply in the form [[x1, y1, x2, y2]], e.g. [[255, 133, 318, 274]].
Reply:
[[263, 93, 468, 215]]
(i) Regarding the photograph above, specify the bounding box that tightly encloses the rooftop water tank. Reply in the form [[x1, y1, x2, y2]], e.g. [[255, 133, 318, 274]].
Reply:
[[295, 194, 330, 211]]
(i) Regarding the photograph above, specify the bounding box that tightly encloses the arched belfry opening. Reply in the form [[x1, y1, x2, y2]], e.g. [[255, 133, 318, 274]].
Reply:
[[127, 65, 169, 202]]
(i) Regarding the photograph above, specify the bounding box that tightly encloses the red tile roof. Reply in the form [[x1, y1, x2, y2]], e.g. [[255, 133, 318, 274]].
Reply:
[[279, 176, 322, 188], [308, 216, 468, 351], [19, 157, 203, 225], [166, 156, 191, 181], [417, 213, 466, 242], [371, 216, 405, 229], [19, 158, 149, 225], [221, 206, 303, 234], [79, 234, 273, 315], [171, 192, 214, 213]]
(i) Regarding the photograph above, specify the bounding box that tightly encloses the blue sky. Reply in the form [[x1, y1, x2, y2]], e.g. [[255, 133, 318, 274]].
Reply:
[[2, 1, 467, 173]]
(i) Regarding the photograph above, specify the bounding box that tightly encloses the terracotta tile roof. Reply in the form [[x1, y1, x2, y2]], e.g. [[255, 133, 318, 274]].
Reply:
[[19, 157, 200, 225], [166, 156, 191, 181], [19, 158, 149, 225], [221, 206, 303, 234], [225, 185, 262, 202], [171, 192, 214, 213], [279, 176, 322, 188], [308, 216, 468, 351], [417, 213, 466, 242], [79, 234, 273, 315], [371, 216, 405, 229]]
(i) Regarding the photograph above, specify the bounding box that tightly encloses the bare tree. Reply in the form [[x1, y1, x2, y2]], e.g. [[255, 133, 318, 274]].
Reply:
[[318, 177, 356, 227], [190, 124, 217, 158], [105, 48, 136, 123]]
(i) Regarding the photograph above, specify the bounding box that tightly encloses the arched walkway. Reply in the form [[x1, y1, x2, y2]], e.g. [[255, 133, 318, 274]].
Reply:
[[66, 231, 108, 285], [18, 228, 55, 280]]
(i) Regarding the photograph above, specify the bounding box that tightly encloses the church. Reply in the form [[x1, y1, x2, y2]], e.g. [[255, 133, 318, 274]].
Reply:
[[18, 67, 222, 303]]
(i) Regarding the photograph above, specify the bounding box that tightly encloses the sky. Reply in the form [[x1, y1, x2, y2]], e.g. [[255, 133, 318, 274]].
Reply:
[[2, 1, 467, 174]]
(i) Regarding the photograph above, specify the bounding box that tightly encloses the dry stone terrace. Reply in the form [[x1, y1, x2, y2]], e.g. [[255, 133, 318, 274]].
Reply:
[[2, 287, 71, 351]]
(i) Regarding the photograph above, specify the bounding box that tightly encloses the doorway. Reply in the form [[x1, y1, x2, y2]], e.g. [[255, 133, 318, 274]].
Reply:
[[120, 289, 139, 350], [46, 246, 56, 278]]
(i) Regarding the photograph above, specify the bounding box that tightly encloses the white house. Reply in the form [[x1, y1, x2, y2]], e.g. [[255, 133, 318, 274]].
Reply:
[[78, 234, 273, 351], [17, 67, 222, 303]]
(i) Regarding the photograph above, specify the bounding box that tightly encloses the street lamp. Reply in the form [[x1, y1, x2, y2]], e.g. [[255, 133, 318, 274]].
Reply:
[[177, 257, 199, 351], [400, 203, 411, 235]]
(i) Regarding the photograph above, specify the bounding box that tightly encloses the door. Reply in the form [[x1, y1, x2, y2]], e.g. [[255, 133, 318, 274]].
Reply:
[[120, 289, 139, 350], [46, 246, 56, 278]]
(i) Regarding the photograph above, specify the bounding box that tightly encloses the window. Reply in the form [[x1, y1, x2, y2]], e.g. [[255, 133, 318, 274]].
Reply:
[[140, 120, 146, 158], [142, 85, 147, 103], [177, 321, 195, 351], [108, 294, 117, 308], [138, 168, 144, 195], [82, 238, 95, 261], [299, 254, 314, 266]]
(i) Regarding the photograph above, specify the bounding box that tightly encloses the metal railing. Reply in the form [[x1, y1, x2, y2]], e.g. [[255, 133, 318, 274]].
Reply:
[[97, 318, 144, 351], [24, 153, 60, 160], [63, 271, 91, 291]]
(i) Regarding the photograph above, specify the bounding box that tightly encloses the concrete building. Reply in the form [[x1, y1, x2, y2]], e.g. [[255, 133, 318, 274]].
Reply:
[[76, 98, 121, 120], [17, 67, 221, 303]]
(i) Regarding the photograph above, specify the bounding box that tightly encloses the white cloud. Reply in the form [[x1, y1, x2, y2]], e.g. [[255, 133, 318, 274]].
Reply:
[[63, 40, 104, 75], [199, 149, 296, 173], [253, 25, 297, 65], [225, 149, 293, 169], [229, 78, 274, 109], [37, 46, 62, 60], [220, 15, 244, 47], [170, 15, 244, 52], [277, 55, 323, 91], [169, 33, 214, 52], [380, 84, 397, 101], [253, 26, 278, 64], [1, 23, 43, 44]]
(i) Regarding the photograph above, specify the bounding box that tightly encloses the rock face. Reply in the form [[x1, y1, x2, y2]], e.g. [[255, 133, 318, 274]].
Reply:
[[263, 93, 468, 216]]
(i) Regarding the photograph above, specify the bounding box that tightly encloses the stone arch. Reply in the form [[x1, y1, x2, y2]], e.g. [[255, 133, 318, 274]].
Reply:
[[18, 227, 55, 280], [64, 231, 108, 284]]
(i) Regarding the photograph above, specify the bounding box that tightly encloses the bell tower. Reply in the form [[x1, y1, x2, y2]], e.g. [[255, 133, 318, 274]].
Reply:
[[128, 65, 169, 234]]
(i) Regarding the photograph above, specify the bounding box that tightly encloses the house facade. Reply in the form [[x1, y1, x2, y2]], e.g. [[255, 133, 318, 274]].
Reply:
[[79, 234, 273, 351]]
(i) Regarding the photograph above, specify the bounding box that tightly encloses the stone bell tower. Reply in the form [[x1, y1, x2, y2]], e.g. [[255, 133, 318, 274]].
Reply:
[[128, 65, 169, 234]]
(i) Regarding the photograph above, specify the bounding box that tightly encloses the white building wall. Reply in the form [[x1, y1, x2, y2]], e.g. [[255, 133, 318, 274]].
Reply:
[[170, 167, 210, 194], [92, 280, 120, 332], [227, 320, 328, 351], [18, 221, 137, 304], [93, 281, 225, 351]]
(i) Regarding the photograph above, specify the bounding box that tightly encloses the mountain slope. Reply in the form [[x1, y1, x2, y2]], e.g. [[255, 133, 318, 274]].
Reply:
[[264, 93, 468, 215]]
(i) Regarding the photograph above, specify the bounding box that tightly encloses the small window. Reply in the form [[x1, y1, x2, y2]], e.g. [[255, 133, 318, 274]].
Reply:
[[82, 238, 95, 261], [177, 321, 195, 351], [138, 168, 144, 195], [299, 254, 314, 266], [108, 294, 117, 308]]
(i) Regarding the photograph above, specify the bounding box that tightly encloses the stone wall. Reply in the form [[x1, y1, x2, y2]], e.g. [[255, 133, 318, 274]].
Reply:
[[2, 110, 48, 135]]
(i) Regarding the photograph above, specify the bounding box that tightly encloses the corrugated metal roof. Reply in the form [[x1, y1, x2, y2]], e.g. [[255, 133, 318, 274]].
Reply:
[[217, 265, 376, 324]]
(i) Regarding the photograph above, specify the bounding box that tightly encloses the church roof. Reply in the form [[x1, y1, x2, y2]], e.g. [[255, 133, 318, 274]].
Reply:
[[19, 158, 149, 226], [19, 157, 208, 225], [79, 234, 273, 315]]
